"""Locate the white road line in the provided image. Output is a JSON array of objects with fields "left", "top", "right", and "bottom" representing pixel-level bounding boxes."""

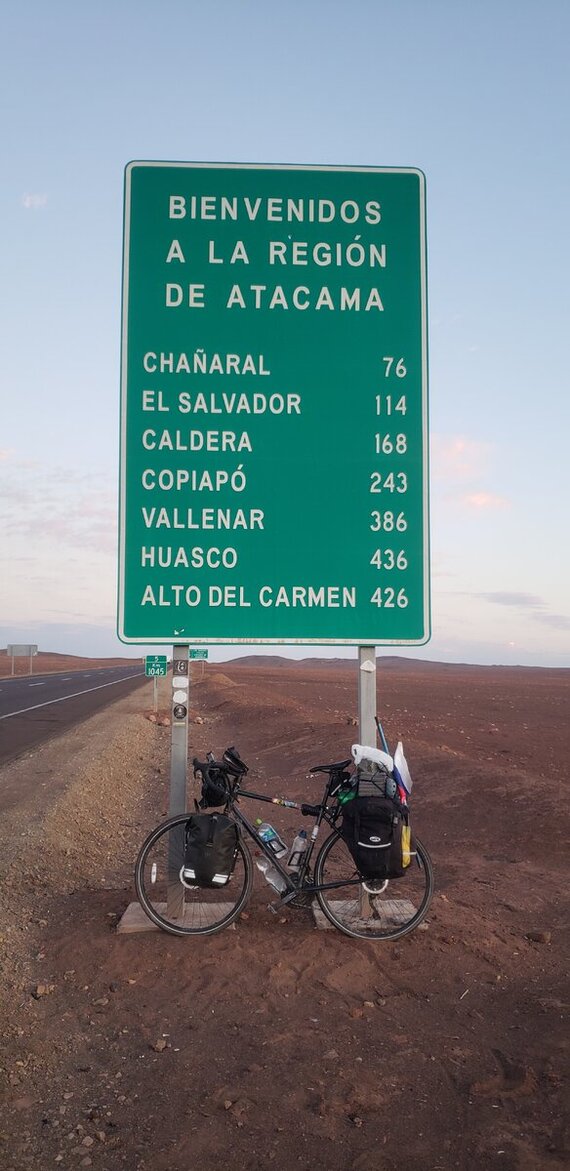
[
  {"left": 29, "top": 682, "right": 46, "bottom": 687},
  {"left": 0, "top": 673, "right": 145, "bottom": 720}
]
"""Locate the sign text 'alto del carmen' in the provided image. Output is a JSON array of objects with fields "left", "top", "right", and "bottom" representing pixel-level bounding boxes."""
[{"left": 118, "top": 162, "right": 430, "bottom": 645}]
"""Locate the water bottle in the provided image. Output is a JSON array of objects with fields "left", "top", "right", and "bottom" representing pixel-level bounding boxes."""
[
  {"left": 255, "top": 819, "right": 287, "bottom": 859},
  {"left": 255, "top": 856, "right": 287, "bottom": 894},
  {"left": 288, "top": 829, "right": 308, "bottom": 872}
]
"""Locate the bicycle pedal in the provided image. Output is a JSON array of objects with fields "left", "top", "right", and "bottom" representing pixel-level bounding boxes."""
[{"left": 267, "top": 903, "right": 278, "bottom": 915}]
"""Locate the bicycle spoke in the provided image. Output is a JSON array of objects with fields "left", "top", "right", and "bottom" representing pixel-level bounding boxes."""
[
  {"left": 315, "top": 831, "right": 433, "bottom": 940},
  {"left": 135, "top": 816, "right": 253, "bottom": 936}
]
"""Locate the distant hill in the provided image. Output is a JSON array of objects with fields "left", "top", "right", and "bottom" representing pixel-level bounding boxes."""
[
  {"left": 222, "top": 654, "right": 567, "bottom": 674},
  {"left": 0, "top": 650, "right": 138, "bottom": 678},
  {"left": 223, "top": 654, "right": 295, "bottom": 668},
  {"left": 222, "top": 654, "right": 448, "bottom": 670},
  {"left": 1, "top": 649, "right": 135, "bottom": 661}
]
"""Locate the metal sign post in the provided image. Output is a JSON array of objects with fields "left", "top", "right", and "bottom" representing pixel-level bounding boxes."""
[
  {"left": 144, "top": 653, "right": 167, "bottom": 676},
  {"left": 190, "top": 648, "right": 208, "bottom": 681},
  {"left": 168, "top": 644, "right": 189, "bottom": 920},
  {"left": 358, "top": 644, "right": 377, "bottom": 919},
  {"left": 170, "top": 645, "right": 190, "bottom": 812},
  {"left": 358, "top": 646, "right": 377, "bottom": 747},
  {"left": 7, "top": 644, "right": 38, "bottom": 677},
  {"left": 145, "top": 654, "right": 168, "bottom": 715}
]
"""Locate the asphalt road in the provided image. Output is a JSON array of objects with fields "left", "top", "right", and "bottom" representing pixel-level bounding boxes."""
[{"left": 0, "top": 665, "right": 148, "bottom": 767}]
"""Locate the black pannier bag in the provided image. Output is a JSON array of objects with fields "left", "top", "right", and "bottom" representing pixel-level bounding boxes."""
[
  {"left": 341, "top": 790, "right": 413, "bottom": 882},
  {"left": 183, "top": 813, "right": 239, "bottom": 887}
]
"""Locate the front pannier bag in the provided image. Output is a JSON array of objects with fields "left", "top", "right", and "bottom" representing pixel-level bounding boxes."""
[{"left": 183, "top": 813, "right": 239, "bottom": 887}]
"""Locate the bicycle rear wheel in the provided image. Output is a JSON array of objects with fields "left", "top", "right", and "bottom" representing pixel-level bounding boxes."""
[
  {"left": 314, "top": 830, "right": 434, "bottom": 941},
  {"left": 135, "top": 814, "right": 253, "bottom": 937}
]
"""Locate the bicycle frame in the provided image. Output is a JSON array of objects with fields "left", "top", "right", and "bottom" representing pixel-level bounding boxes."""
[
  {"left": 136, "top": 751, "right": 434, "bottom": 940},
  {"left": 225, "top": 774, "right": 362, "bottom": 903}
]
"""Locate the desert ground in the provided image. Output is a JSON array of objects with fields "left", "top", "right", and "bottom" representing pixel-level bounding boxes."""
[{"left": 0, "top": 657, "right": 568, "bottom": 1171}]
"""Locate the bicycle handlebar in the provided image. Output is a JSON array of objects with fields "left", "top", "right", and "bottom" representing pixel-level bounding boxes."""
[
  {"left": 192, "top": 748, "right": 248, "bottom": 779},
  {"left": 193, "top": 749, "right": 350, "bottom": 792}
]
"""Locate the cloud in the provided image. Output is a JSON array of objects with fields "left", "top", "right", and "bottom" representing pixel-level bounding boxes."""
[
  {"left": 431, "top": 434, "right": 512, "bottom": 512},
  {"left": 0, "top": 459, "right": 117, "bottom": 554},
  {"left": 461, "top": 492, "right": 510, "bottom": 510},
  {"left": 532, "top": 612, "right": 570, "bottom": 632},
  {"left": 430, "top": 313, "right": 463, "bottom": 329},
  {"left": 431, "top": 435, "right": 491, "bottom": 482},
  {"left": 479, "top": 592, "right": 545, "bottom": 609},
  {"left": 22, "top": 193, "right": 48, "bottom": 210},
  {"left": 476, "top": 592, "right": 570, "bottom": 633},
  {"left": 2, "top": 501, "right": 117, "bottom": 554}
]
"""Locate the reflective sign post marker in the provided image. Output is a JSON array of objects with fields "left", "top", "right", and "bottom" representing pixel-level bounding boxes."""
[
  {"left": 358, "top": 646, "right": 377, "bottom": 749},
  {"left": 168, "top": 644, "right": 189, "bottom": 920}
]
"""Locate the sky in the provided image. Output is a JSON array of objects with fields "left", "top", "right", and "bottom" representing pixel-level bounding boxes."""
[{"left": 1, "top": 0, "right": 569, "bottom": 668}]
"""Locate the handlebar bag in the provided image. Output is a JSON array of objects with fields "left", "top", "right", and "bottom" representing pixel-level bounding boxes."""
[
  {"left": 198, "top": 767, "right": 230, "bottom": 809},
  {"left": 183, "top": 813, "right": 239, "bottom": 887},
  {"left": 340, "top": 794, "right": 413, "bottom": 881}
]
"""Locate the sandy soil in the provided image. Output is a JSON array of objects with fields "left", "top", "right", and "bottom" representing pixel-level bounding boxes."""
[{"left": 0, "top": 660, "right": 568, "bottom": 1171}]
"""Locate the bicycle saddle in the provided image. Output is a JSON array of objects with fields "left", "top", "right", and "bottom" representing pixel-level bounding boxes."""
[{"left": 309, "top": 758, "right": 352, "bottom": 774}]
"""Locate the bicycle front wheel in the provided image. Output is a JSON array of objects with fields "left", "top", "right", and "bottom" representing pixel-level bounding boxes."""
[
  {"left": 134, "top": 814, "right": 253, "bottom": 937},
  {"left": 314, "top": 831, "right": 434, "bottom": 941}
]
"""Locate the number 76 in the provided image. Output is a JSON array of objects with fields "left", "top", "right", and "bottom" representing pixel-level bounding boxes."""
[{"left": 382, "top": 357, "right": 407, "bottom": 378}]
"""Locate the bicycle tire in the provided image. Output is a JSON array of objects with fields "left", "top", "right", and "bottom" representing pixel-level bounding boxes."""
[
  {"left": 314, "top": 830, "right": 434, "bottom": 941},
  {"left": 134, "top": 813, "right": 254, "bottom": 937}
]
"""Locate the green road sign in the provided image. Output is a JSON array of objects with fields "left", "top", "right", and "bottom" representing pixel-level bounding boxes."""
[
  {"left": 145, "top": 654, "right": 168, "bottom": 676},
  {"left": 189, "top": 649, "right": 208, "bottom": 660},
  {"left": 119, "top": 162, "right": 429, "bottom": 645}
]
